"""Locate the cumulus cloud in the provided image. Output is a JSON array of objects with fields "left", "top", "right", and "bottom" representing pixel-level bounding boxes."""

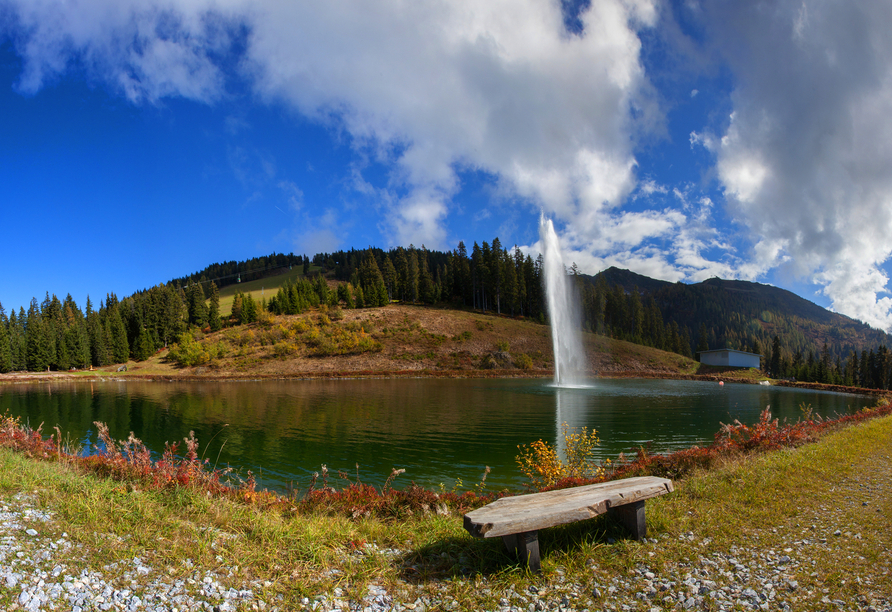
[
  {"left": 0, "top": 0, "right": 660, "bottom": 251},
  {"left": 698, "top": 0, "right": 892, "bottom": 329}
]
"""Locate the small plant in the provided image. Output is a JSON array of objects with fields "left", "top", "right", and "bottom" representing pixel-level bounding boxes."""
[
  {"left": 514, "top": 353, "right": 533, "bottom": 370},
  {"left": 166, "top": 331, "right": 226, "bottom": 367},
  {"left": 256, "top": 310, "right": 276, "bottom": 329},
  {"left": 495, "top": 340, "right": 510, "bottom": 352},
  {"left": 516, "top": 422, "right": 605, "bottom": 489},
  {"left": 475, "top": 466, "right": 491, "bottom": 493},
  {"left": 273, "top": 342, "right": 298, "bottom": 357}
]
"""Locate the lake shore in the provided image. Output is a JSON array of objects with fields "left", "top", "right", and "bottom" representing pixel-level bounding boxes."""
[
  {"left": 2, "top": 402, "right": 892, "bottom": 611},
  {"left": 1, "top": 366, "right": 886, "bottom": 402}
]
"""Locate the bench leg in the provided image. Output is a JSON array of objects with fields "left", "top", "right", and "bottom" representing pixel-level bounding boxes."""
[
  {"left": 502, "top": 531, "right": 541, "bottom": 573},
  {"left": 610, "top": 500, "right": 647, "bottom": 540}
]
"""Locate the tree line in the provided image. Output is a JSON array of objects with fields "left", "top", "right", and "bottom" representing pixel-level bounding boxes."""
[
  {"left": 313, "top": 240, "right": 547, "bottom": 320},
  {"left": 6, "top": 240, "right": 892, "bottom": 391}
]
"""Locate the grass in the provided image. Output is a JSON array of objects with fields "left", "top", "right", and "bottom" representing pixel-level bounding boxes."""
[
  {"left": 215, "top": 264, "right": 323, "bottom": 316},
  {"left": 3, "top": 402, "right": 892, "bottom": 609}
]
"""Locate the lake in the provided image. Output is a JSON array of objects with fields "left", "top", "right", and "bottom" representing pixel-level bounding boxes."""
[{"left": 0, "top": 378, "right": 873, "bottom": 493}]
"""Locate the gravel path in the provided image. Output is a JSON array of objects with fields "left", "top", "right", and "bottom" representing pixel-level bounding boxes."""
[{"left": 3, "top": 452, "right": 891, "bottom": 611}]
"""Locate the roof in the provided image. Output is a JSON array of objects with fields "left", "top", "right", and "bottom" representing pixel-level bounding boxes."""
[{"left": 697, "top": 349, "right": 763, "bottom": 357}]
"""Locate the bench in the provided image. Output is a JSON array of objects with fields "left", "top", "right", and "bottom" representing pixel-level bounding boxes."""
[{"left": 463, "top": 476, "right": 674, "bottom": 573}]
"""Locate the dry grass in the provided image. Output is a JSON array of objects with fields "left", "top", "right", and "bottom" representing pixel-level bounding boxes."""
[{"left": 0, "top": 304, "right": 704, "bottom": 382}]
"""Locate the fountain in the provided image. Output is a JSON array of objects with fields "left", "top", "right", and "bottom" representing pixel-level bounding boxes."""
[{"left": 539, "top": 213, "right": 588, "bottom": 387}]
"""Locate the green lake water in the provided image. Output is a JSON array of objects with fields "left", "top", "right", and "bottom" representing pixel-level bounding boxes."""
[{"left": 0, "top": 378, "right": 873, "bottom": 493}]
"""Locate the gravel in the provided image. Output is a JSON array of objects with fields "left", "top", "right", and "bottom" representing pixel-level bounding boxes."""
[
  {"left": 1, "top": 493, "right": 265, "bottom": 612},
  {"left": 4, "top": 459, "right": 892, "bottom": 611}
]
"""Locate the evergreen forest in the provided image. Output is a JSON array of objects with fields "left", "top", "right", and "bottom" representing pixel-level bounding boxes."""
[{"left": 2, "top": 240, "right": 892, "bottom": 390}]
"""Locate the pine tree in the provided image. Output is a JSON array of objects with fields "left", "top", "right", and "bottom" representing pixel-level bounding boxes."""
[
  {"left": 419, "top": 250, "right": 435, "bottom": 304},
  {"left": 406, "top": 248, "right": 419, "bottom": 303},
  {"left": 86, "top": 297, "right": 106, "bottom": 366},
  {"left": 0, "top": 303, "right": 11, "bottom": 373},
  {"left": 382, "top": 255, "right": 397, "bottom": 300},
  {"left": 770, "top": 335, "right": 781, "bottom": 377},
  {"left": 696, "top": 323, "right": 709, "bottom": 356},
  {"left": 208, "top": 282, "right": 222, "bottom": 331},
  {"left": 187, "top": 283, "right": 208, "bottom": 328},
  {"left": 109, "top": 306, "right": 130, "bottom": 364},
  {"left": 133, "top": 326, "right": 156, "bottom": 361},
  {"left": 231, "top": 292, "right": 244, "bottom": 324},
  {"left": 26, "top": 298, "right": 51, "bottom": 371}
]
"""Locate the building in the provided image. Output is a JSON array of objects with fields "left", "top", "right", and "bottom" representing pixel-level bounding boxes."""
[{"left": 697, "top": 348, "right": 761, "bottom": 369}]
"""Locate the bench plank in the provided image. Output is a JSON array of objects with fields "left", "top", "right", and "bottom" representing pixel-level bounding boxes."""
[{"left": 464, "top": 476, "right": 674, "bottom": 539}]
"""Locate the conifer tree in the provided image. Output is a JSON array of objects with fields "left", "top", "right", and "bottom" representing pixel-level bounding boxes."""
[
  {"left": 187, "top": 283, "right": 208, "bottom": 328},
  {"left": 10, "top": 309, "right": 26, "bottom": 370},
  {"left": 0, "top": 303, "right": 12, "bottom": 373},
  {"left": 382, "top": 255, "right": 397, "bottom": 300},
  {"left": 133, "top": 326, "right": 156, "bottom": 361},
  {"left": 696, "top": 323, "right": 710, "bottom": 356},
  {"left": 231, "top": 292, "right": 244, "bottom": 324},
  {"left": 108, "top": 306, "right": 130, "bottom": 364},
  {"left": 406, "top": 248, "right": 420, "bottom": 303},
  {"left": 86, "top": 297, "right": 106, "bottom": 366},
  {"left": 242, "top": 293, "right": 258, "bottom": 323},
  {"left": 419, "top": 250, "right": 435, "bottom": 304},
  {"left": 208, "top": 282, "right": 222, "bottom": 331},
  {"left": 26, "top": 298, "right": 51, "bottom": 371}
]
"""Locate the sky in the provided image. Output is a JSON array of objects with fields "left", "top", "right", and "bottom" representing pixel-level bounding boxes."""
[{"left": 2, "top": 1, "right": 892, "bottom": 331}]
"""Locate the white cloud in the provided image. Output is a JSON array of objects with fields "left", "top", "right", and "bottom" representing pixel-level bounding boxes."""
[
  {"left": 701, "top": 0, "right": 892, "bottom": 329},
  {"left": 277, "top": 180, "right": 303, "bottom": 211},
  {"left": 1, "top": 0, "right": 658, "bottom": 250}
]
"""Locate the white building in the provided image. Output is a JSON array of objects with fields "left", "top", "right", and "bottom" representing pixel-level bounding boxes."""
[{"left": 698, "top": 349, "right": 761, "bottom": 369}]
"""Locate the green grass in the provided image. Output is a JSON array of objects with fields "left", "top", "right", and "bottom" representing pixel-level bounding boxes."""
[
  {"left": 3, "top": 413, "right": 892, "bottom": 609},
  {"left": 215, "top": 265, "right": 323, "bottom": 316}
]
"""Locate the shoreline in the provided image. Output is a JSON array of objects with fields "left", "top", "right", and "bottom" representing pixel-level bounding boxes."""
[{"left": 1, "top": 368, "right": 887, "bottom": 400}]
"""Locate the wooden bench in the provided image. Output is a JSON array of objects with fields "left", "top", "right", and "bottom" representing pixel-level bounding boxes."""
[{"left": 463, "top": 476, "right": 674, "bottom": 573}]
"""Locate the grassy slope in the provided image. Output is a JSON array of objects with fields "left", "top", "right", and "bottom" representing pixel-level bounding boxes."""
[
  {"left": 93, "top": 303, "right": 707, "bottom": 379},
  {"left": 2, "top": 411, "right": 890, "bottom": 610},
  {"left": 215, "top": 264, "right": 323, "bottom": 316}
]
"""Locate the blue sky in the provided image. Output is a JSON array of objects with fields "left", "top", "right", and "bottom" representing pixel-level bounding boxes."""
[{"left": 2, "top": 0, "right": 892, "bottom": 330}]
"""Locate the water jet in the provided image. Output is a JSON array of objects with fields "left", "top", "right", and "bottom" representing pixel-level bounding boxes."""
[{"left": 539, "top": 213, "right": 587, "bottom": 387}]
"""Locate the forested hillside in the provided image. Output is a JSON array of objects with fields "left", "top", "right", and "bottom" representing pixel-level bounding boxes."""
[
  {"left": 578, "top": 267, "right": 892, "bottom": 386},
  {"left": 4, "top": 240, "right": 892, "bottom": 389}
]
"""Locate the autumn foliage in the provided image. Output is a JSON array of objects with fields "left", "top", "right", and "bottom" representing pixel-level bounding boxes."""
[{"left": 2, "top": 395, "right": 891, "bottom": 519}]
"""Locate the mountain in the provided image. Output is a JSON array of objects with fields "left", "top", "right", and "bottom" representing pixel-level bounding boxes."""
[{"left": 579, "top": 267, "right": 892, "bottom": 383}]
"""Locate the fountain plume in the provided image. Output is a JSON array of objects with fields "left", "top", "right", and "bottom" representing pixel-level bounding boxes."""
[{"left": 539, "top": 213, "right": 587, "bottom": 386}]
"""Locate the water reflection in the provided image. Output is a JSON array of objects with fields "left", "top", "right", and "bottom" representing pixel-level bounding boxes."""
[
  {"left": 0, "top": 379, "right": 873, "bottom": 493},
  {"left": 554, "top": 386, "right": 593, "bottom": 460}
]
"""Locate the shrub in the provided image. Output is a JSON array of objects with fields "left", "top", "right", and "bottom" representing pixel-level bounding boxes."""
[
  {"left": 273, "top": 342, "right": 299, "bottom": 358},
  {"left": 166, "top": 332, "right": 226, "bottom": 367},
  {"left": 514, "top": 353, "right": 533, "bottom": 369},
  {"left": 256, "top": 310, "right": 276, "bottom": 329},
  {"left": 496, "top": 340, "right": 510, "bottom": 352},
  {"left": 516, "top": 423, "right": 605, "bottom": 488},
  {"left": 291, "top": 318, "right": 312, "bottom": 334}
]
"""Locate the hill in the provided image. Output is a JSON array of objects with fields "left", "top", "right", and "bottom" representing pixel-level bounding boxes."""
[
  {"left": 77, "top": 304, "right": 703, "bottom": 380},
  {"left": 580, "top": 267, "right": 892, "bottom": 384}
]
